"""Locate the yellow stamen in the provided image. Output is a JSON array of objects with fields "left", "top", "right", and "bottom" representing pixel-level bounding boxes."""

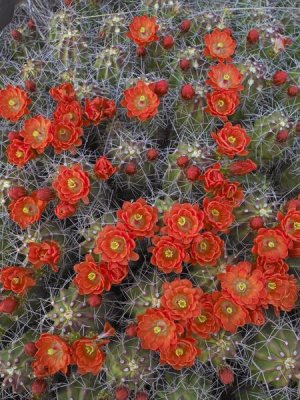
[
  {"left": 211, "top": 209, "right": 220, "bottom": 217},
  {"left": 175, "top": 348, "right": 184, "bottom": 356},
  {"left": 67, "top": 178, "right": 77, "bottom": 189},
  {"left": 177, "top": 299, "right": 187, "bottom": 309},
  {"left": 88, "top": 272, "right": 96, "bottom": 281},
  {"left": 237, "top": 282, "right": 247, "bottom": 292},
  {"left": 15, "top": 151, "right": 23, "bottom": 158},
  {"left": 223, "top": 74, "right": 230, "bottom": 81},
  {"left": 217, "top": 100, "right": 225, "bottom": 107},
  {"left": 200, "top": 241, "right": 207, "bottom": 251},
  {"left": 110, "top": 240, "right": 119, "bottom": 250},
  {"left": 228, "top": 135, "right": 236, "bottom": 144},
  {"left": 217, "top": 42, "right": 224, "bottom": 48},
  {"left": 293, "top": 222, "right": 300, "bottom": 230},
  {"left": 226, "top": 306, "right": 233, "bottom": 314},
  {"left": 134, "top": 213, "right": 143, "bottom": 221},
  {"left": 22, "top": 207, "right": 30, "bottom": 214},
  {"left": 139, "top": 95, "right": 146, "bottom": 102},
  {"left": 164, "top": 249, "right": 173, "bottom": 258},
  {"left": 153, "top": 326, "right": 161, "bottom": 334},
  {"left": 198, "top": 314, "right": 207, "bottom": 323},
  {"left": 140, "top": 27, "right": 146, "bottom": 33},
  {"left": 12, "top": 277, "right": 19, "bottom": 284},
  {"left": 85, "top": 345, "right": 95, "bottom": 355},
  {"left": 268, "top": 282, "right": 276, "bottom": 290},
  {"left": 177, "top": 216, "right": 186, "bottom": 226},
  {"left": 47, "top": 348, "right": 55, "bottom": 356},
  {"left": 32, "top": 130, "right": 39, "bottom": 138},
  {"left": 268, "top": 241, "right": 275, "bottom": 248},
  {"left": 8, "top": 99, "right": 15, "bottom": 106}
]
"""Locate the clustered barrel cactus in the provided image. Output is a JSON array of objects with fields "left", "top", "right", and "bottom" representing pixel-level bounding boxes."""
[{"left": 0, "top": 0, "right": 299, "bottom": 399}]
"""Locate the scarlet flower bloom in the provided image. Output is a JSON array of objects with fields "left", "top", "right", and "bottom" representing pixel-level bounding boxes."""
[
  {"left": 121, "top": 81, "right": 160, "bottom": 121},
  {"left": 53, "top": 101, "right": 82, "bottom": 127},
  {"left": 0, "top": 267, "right": 35, "bottom": 295},
  {"left": 50, "top": 121, "right": 83, "bottom": 154},
  {"left": 206, "top": 90, "right": 240, "bottom": 121},
  {"left": 203, "top": 197, "right": 234, "bottom": 232},
  {"left": 49, "top": 83, "right": 77, "bottom": 103},
  {"left": 32, "top": 334, "right": 71, "bottom": 377},
  {"left": 279, "top": 210, "right": 300, "bottom": 242},
  {"left": 100, "top": 262, "right": 129, "bottom": 288},
  {"left": 127, "top": 16, "right": 159, "bottom": 47},
  {"left": 150, "top": 236, "right": 187, "bottom": 274},
  {"left": 211, "top": 122, "right": 251, "bottom": 158},
  {"left": 228, "top": 159, "right": 257, "bottom": 175},
  {"left": 117, "top": 198, "right": 158, "bottom": 238},
  {"left": 189, "top": 294, "right": 220, "bottom": 339},
  {"left": 206, "top": 63, "right": 243, "bottom": 91},
  {"left": 159, "top": 337, "right": 198, "bottom": 370},
  {"left": 218, "top": 262, "right": 265, "bottom": 308},
  {"left": 94, "top": 225, "right": 139, "bottom": 265},
  {"left": 161, "top": 203, "right": 204, "bottom": 245},
  {"left": 28, "top": 241, "right": 60, "bottom": 272},
  {"left": 73, "top": 255, "right": 106, "bottom": 295},
  {"left": 20, "top": 116, "right": 52, "bottom": 154},
  {"left": 160, "top": 279, "right": 203, "bottom": 320},
  {"left": 204, "top": 28, "right": 236, "bottom": 61},
  {"left": 94, "top": 156, "right": 117, "bottom": 180},
  {"left": 71, "top": 338, "right": 105, "bottom": 375},
  {"left": 9, "top": 196, "right": 42, "bottom": 229},
  {"left": 190, "top": 231, "right": 224, "bottom": 266},
  {"left": 0, "top": 85, "right": 31, "bottom": 122},
  {"left": 262, "top": 272, "right": 298, "bottom": 313},
  {"left": 52, "top": 164, "right": 90, "bottom": 205},
  {"left": 83, "top": 97, "right": 116, "bottom": 126},
  {"left": 6, "top": 138, "right": 35, "bottom": 167},
  {"left": 214, "top": 181, "right": 244, "bottom": 207},
  {"left": 213, "top": 292, "right": 248, "bottom": 333},
  {"left": 137, "top": 308, "right": 178, "bottom": 351},
  {"left": 252, "top": 228, "right": 291, "bottom": 262},
  {"left": 202, "top": 163, "right": 225, "bottom": 192},
  {"left": 54, "top": 201, "right": 77, "bottom": 220},
  {"left": 255, "top": 258, "right": 289, "bottom": 274}
]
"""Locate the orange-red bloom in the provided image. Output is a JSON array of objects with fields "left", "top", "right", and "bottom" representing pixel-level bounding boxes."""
[
  {"left": 32, "top": 334, "right": 71, "bottom": 377},
  {"left": 206, "top": 63, "right": 243, "bottom": 91},
  {"left": 150, "top": 236, "right": 187, "bottom": 274},
  {"left": 160, "top": 279, "right": 203, "bottom": 320},
  {"left": 189, "top": 294, "right": 220, "bottom": 339},
  {"left": 6, "top": 138, "right": 35, "bottom": 167},
  {"left": 121, "top": 81, "right": 160, "bottom": 121},
  {"left": 9, "top": 195, "right": 42, "bottom": 229},
  {"left": 211, "top": 122, "right": 251, "bottom": 158},
  {"left": 28, "top": 241, "right": 60, "bottom": 272},
  {"left": 20, "top": 116, "right": 52, "bottom": 154},
  {"left": 214, "top": 181, "right": 244, "bottom": 207},
  {"left": 229, "top": 159, "right": 257, "bottom": 175},
  {"left": 137, "top": 308, "right": 178, "bottom": 351},
  {"left": 49, "top": 83, "right": 77, "bottom": 103},
  {"left": 159, "top": 337, "right": 198, "bottom": 370},
  {"left": 94, "top": 156, "right": 117, "bottom": 180},
  {"left": 202, "top": 163, "right": 225, "bottom": 192},
  {"left": 203, "top": 197, "right": 234, "bottom": 232},
  {"left": 94, "top": 225, "right": 138, "bottom": 265},
  {"left": 117, "top": 198, "right": 158, "bottom": 238},
  {"left": 50, "top": 121, "right": 83, "bottom": 154},
  {"left": 73, "top": 255, "right": 106, "bottom": 295},
  {"left": 204, "top": 28, "right": 236, "bottom": 61},
  {"left": 71, "top": 338, "right": 105, "bottom": 375},
  {"left": 0, "top": 266, "right": 36, "bottom": 294},
  {"left": 53, "top": 101, "right": 82, "bottom": 127},
  {"left": 279, "top": 210, "right": 300, "bottom": 243},
  {"left": 54, "top": 202, "right": 77, "bottom": 220},
  {"left": 252, "top": 228, "right": 291, "bottom": 261},
  {"left": 0, "top": 85, "right": 31, "bottom": 122},
  {"left": 190, "top": 232, "right": 224, "bottom": 266},
  {"left": 52, "top": 164, "right": 90, "bottom": 205},
  {"left": 84, "top": 97, "right": 116, "bottom": 126},
  {"left": 127, "top": 16, "right": 159, "bottom": 47},
  {"left": 206, "top": 90, "right": 240, "bottom": 121},
  {"left": 213, "top": 292, "right": 248, "bottom": 333}
]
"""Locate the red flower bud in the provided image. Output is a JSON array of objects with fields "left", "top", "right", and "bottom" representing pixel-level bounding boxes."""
[
  {"left": 8, "top": 131, "right": 21, "bottom": 141},
  {"left": 64, "top": 0, "right": 72, "bottom": 5},
  {"left": 179, "top": 59, "right": 190, "bottom": 71},
  {"left": 146, "top": 148, "right": 159, "bottom": 161},
  {"left": 249, "top": 216, "right": 264, "bottom": 230},
  {"left": 296, "top": 121, "right": 300, "bottom": 135},
  {"left": 35, "top": 188, "right": 55, "bottom": 201},
  {"left": 276, "top": 130, "right": 289, "bottom": 143},
  {"left": 27, "top": 19, "right": 36, "bottom": 30},
  {"left": 162, "top": 35, "right": 174, "bottom": 49},
  {"left": 8, "top": 186, "right": 27, "bottom": 201},
  {"left": 152, "top": 80, "right": 169, "bottom": 97},
  {"left": 24, "top": 342, "right": 38, "bottom": 357},
  {"left": 88, "top": 294, "right": 102, "bottom": 307},
  {"left": 272, "top": 71, "right": 288, "bottom": 86},
  {"left": 0, "top": 296, "right": 19, "bottom": 314},
  {"left": 218, "top": 367, "right": 234, "bottom": 385},
  {"left": 185, "top": 165, "right": 200, "bottom": 181},
  {"left": 11, "top": 30, "right": 22, "bottom": 41},
  {"left": 136, "top": 46, "right": 146, "bottom": 57},
  {"left": 32, "top": 379, "right": 47, "bottom": 395},
  {"left": 114, "top": 386, "right": 130, "bottom": 400},
  {"left": 247, "top": 29, "right": 259, "bottom": 44},
  {"left": 135, "top": 392, "right": 149, "bottom": 400},
  {"left": 124, "top": 162, "right": 137, "bottom": 175},
  {"left": 181, "top": 84, "right": 195, "bottom": 100},
  {"left": 125, "top": 324, "right": 138, "bottom": 337},
  {"left": 25, "top": 80, "right": 36, "bottom": 92},
  {"left": 229, "top": 159, "right": 257, "bottom": 175},
  {"left": 179, "top": 19, "right": 191, "bottom": 33},
  {"left": 176, "top": 155, "right": 190, "bottom": 168},
  {"left": 287, "top": 85, "right": 299, "bottom": 97}
]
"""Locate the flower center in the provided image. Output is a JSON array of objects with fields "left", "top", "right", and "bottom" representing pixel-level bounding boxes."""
[
  {"left": 293, "top": 222, "right": 300, "bottom": 230},
  {"left": 134, "top": 213, "right": 143, "bottom": 221},
  {"left": 223, "top": 74, "right": 230, "bottom": 81},
  {"left": 153, "top": 326, "right": 161, "bottom": 334},
  {"left": 12, "top": 277, "right": 19, "bottom": 284},
  {"left": 140, "top": 26, "right": 146, "bottom": 33},
  {"left": 268, "top": 281, "right": 276, "bottom": 290},
  {"left": 199, "top": 241, "right": 207, "bottom": 251},
  {"left": 67, "top": 178, "right": 77, "bottom": 189},
  {"left": 85, "top": 344, "right": 95, "bottom": 355},
  {"left": 139, "top": 95, "right": 146, "bottom": 103},
  {"left": 237, "top": 282, "right": 247, "bottom": 292},
  {"left": 32, "top": 130, "right": 40, "bottom": 138},
  {"left": 198, "top": 314, "right": 207, "bottom": 323},
  {"left": 217, "top": 100, "right": 225, "bottom": 107},
  {"left": 211, "top": 208, "right": 220, "bottom": 217},
  {"left": 47, "top": 348, "right": 55, "bottom": 356},
  {"left": 228, "top": 135, "right": 236, "bottom": 144},
  {"left": 267, "top": 240, "right": 275, "bottom": 248},
  {"left": 177, "top": 216, "right": 186, "bottom": 226},
  {"left": 226, "top": 306, "right": 233, "bottom": 314},
  {"left": 164, "top": 249, "right": 173, "bottom": 258},
  {"left": 177, "top": 299, "right": 187, "bottom": 309},
  {"left": 22, "top": 207, "right": 30, "bottom": 214},
  {"left": 217, "top": 42, "right": 224, "bottom": 48},
  {"left": 15, "top": 151, "right": 23, "bottom": 158},
  {"left": 110, "top": 240, "right": 120, "bottom": 250},
  {"left": 8, "top": 99, "right": 16, "bottom": 106},
  {"left": 175, "top": 348, "right": 184, "bottom": 357},
  {"left": 88, "top": 272, "right": 96, "bottom": 281}
]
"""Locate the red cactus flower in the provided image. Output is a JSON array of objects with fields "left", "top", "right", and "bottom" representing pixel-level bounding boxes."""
[
  {"left": 190, "top": 231, "right": 224, "bottom": 266},
  {"left": 20, "top": 116, "right": 52, "bottom": 154},
  {"left": 204, "top": 28, "right": 236, "bottom": 61},
  {"left": 71, "top": 337, "right": 105, "bottom": 375},
  {"left": 150, "top": 236, "right": 188, "bottom": 274},
  {"left": 127, "top": 16, "right": 159, "bottom": 47},
  {"left": 206, "top": 63, "right": 243, "bottom": 91},
  {"left": 28, "top": 240, "right": 61, "bottom": 272},
  {"left": 49, "top": 82, "right": 77, "bottom": 103},
  {"left": 0, "top": 266, "right": 36, "bottom": 295},
  {"left": 206, "top": 90, "right": 240, "bottom": 121},
  {"left": 211, "top": 122, "right": 251, "bottom": 158},
  {"left": 159, "top": 337, "right": 198, "bottom": 370},
  {"left": 0, "top": 85, "right": 31, "bottom": 122},
  {"left": 94, "top": 156, "right": 117, "bottom": 180}
]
